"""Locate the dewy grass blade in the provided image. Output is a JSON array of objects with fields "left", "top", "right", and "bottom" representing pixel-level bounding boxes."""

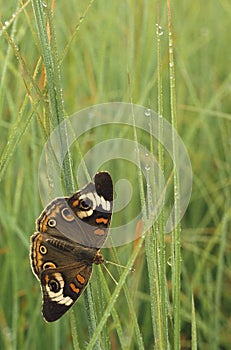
[
  {"left": 47, "top": 4, "right": 74, "bottom": 193},
  {"left": 97, "top": 267, "right": 126, "bottom": 349},
  {"left": 0, "top": 0, "right": 30, "bottom": 37},
  {"left": 31, "top": 0, "right": 74, "bottom": 194},
  {"left": 0, "top": 7, "right": 36, "bottom": 182},
  {"left": 191, "top": 294, "right": 198, "bottom": 350},
  {"left": 0, "top": 106, "right": 34, "bottom": 182},
  {"left": 144, "top": 5, "right": 170, "bottom": 349},
  {"left": 167, "top": 2, "right": 181, "bottom": 349},
  {"left": 213, "top": 209, "right": 229, "bottom": 349},
  {"left": 84, "top": 286, "right": 101, "bottom": 350},
  {"left": 70, "top": 310, "right": 81, "bottom": 350},
  {"left": 109, "top": 245, "right": 145, "bottom": 349},
  {"left": 86, "top": 238, "right": 145, "bottom": 350},
  {"left": 60, "top": 0, "right": 96, "bottom": 64}
]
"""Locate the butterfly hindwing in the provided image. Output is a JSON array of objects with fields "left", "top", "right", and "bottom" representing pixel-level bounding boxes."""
[
  {"left": 30, "top": 231, "right": 97, "bottom": 322},
  {"left": 40, "top": 264, "right": 92, "bottom": 322}
]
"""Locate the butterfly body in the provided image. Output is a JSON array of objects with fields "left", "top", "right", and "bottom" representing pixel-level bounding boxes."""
[{"left": 30, "top": 172, "right": 113, "bottom": 322}]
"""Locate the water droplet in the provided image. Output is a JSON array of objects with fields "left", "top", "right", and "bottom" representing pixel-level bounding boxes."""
[
  {"left": 135, "top": 146, "right": 140, "bottom": 153},
  {"left": 145, "top": 164, "right": 150, "bottom": 171},
  {"left": 4, "top": 20, "right": 9, "bottom": 26},
  {"left": 144, "top": 108, "right": 151, "bottom": 117},
  {"left": 41, "top": 1, "right": 47, "bottom": 7},
  {"left": 156, "top": 24, "right": 164, "bottom": 36},
  {"left": 167, "top": 256, "right": 173, "bottom": 267}
]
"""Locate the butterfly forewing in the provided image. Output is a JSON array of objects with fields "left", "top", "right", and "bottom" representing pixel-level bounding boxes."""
[{"left": 36, "top": 172, "right": 113, "bottom": 248}]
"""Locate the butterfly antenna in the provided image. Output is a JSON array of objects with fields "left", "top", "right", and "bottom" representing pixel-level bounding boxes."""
[
  {"left": 102, "top": 263, "right": 118, "bottom": 285},
  {"left": 105, "top": 260, "right": 135, "bottom": 273}
]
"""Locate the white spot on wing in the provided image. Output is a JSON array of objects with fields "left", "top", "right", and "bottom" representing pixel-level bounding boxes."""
[
  {"left": 58, "top": 296, "right": 73, "bottom": 306},
  {"left": 104, "top": 198, "right": 111, "bottom": 211},
  {"left": 53, "top": 294, "right": 64, "bottom": 302},
  {"left": 47, "top": 289, "right": 63, "bottom": 299},
  {"left": 77, "top": 209, "right": 93, "bottom": 219},
  {"left": 94, "top": 193, "right": 101, "bottom": 206},
  {"left": 100, "top": 196, "right": 107, "bottom": 210},
  {"left": 86, "top": 193, "right": 96, "bottom": 209},
  {"left": 100, "top": 196, "right": 111, "bottom": 211}
]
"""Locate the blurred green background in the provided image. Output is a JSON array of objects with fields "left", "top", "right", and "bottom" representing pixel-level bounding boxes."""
[{"left": 0, "top": 1, "right": 230, "bottom": 349}]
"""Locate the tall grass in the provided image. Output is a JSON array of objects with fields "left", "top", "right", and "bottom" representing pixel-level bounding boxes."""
[{"left": 0, "top": 1, "right": 230, "bottom": 349}]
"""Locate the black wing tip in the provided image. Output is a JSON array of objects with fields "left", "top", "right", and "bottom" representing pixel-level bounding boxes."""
[
  {"left": 42, "top": 297, "right": 72, "bottom": 322},
  {"left": 42, "top": 309, "right": 64, "bottom": 322},
  {"left": 94, "top": 171, "right": 113, "bottom": 202}
]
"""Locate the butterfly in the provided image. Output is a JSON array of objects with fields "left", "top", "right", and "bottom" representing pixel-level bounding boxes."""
[{"left": 30, "top": 171, "right": 113, "bottom": 322}]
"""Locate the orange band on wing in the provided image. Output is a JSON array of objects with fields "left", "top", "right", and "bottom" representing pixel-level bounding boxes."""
[
  {"left": 77, "top": 274, "right": 85, "bottom": 284},
  {"left": 72, "top": 199, "right": 79, "bottom": 207},
  {"left": 41, "top": 217, "right": 49, "bottom": 232},
  {"left": 94, "top": 229, "right": 105, "bottom": 235},
  {"left": 95, "top": 217, "right": 108, "bottom": 225},
  {"left": 70, "top": 283, "right": 80, "bottom": 294}
]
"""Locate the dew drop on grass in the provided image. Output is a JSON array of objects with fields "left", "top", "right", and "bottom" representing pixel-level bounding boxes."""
[
  {"left": 41, "top": 1, "right": 47, "bottom": 7},
  {"left": 135, "top": 146, "right": 140, "bottom": 154},
  {"left": 156, "top": 24, "right": 164, "bottom": 36},
  {"left": 144, "top": 108, "right": 151, "bottom": 117},
  {"left": 167, "top": 256, "right": 173, "bottom": 267},
  {"left": 145, "top": 164, "right": 150, "bottom": 171}
]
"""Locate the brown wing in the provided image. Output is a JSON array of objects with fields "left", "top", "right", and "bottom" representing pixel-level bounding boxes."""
[
  {"left": 30, "top": 232, "right": 97, "bottom": 279},
  {"left": 30, "top": 232, "right": 96, "bottom": 322},
  {"left": 41, "top": 263, "right": 92, "bottom": 322},
  {"left": 36, "top": 172, "right": 113, "bottom": 249},
  {"left": 30, "top": 172, "right": 113, "bottom": 322}
]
